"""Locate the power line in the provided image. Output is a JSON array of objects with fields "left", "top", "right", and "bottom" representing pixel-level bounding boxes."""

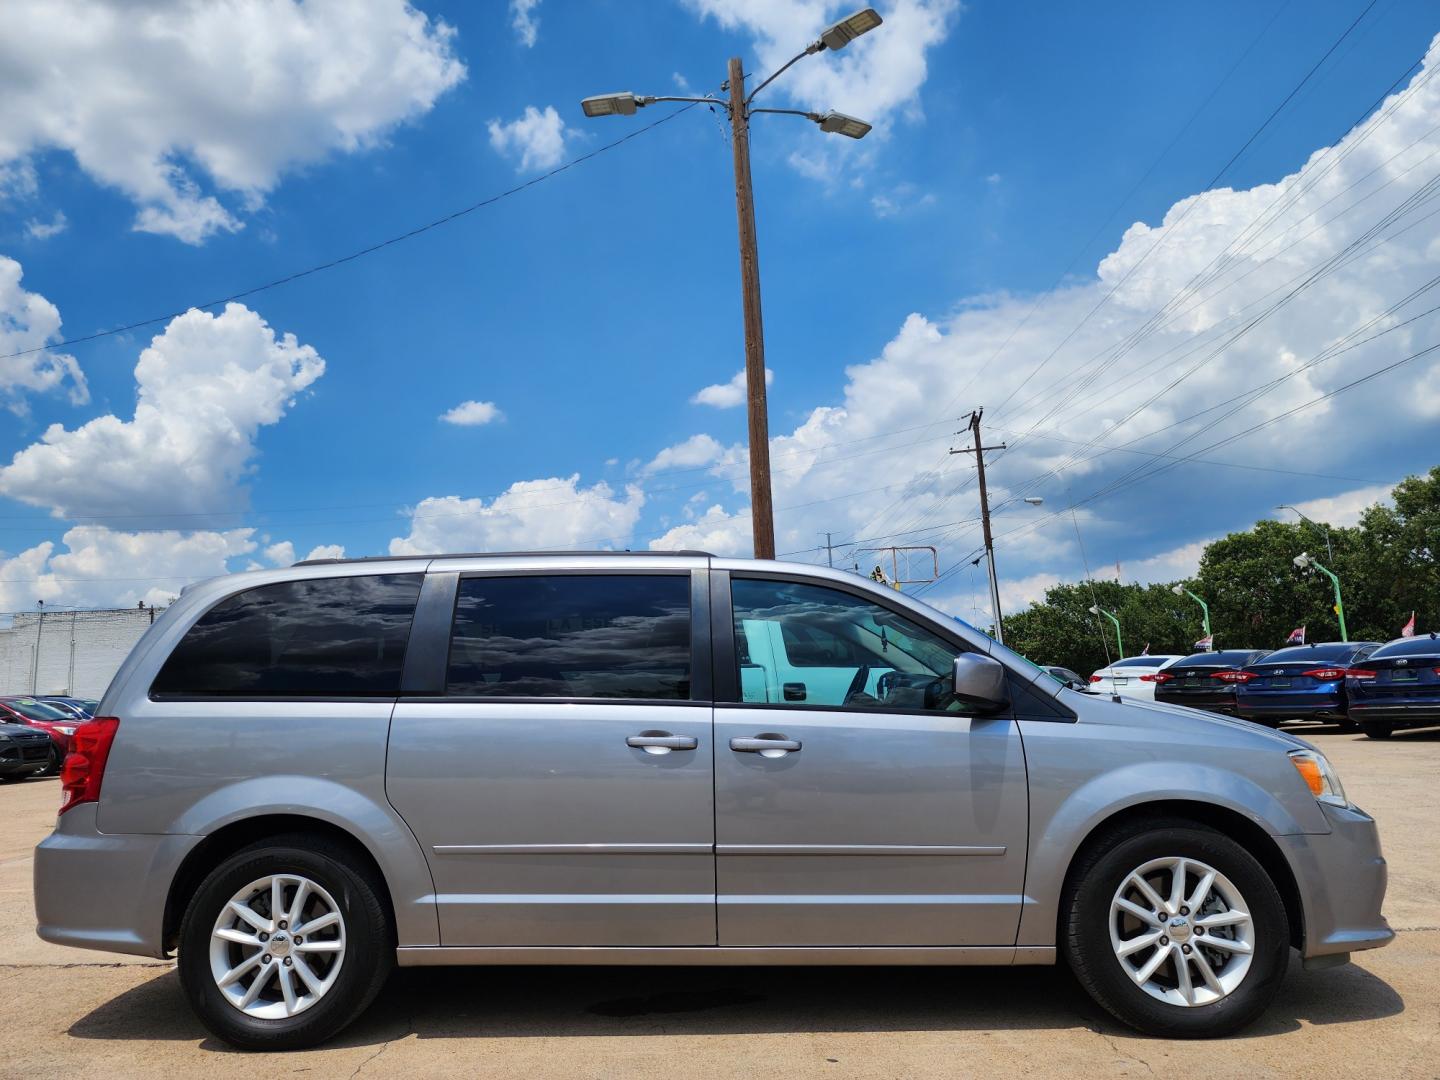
[{"left": 0, "top": 103, "right": 703, "bottom": 363}]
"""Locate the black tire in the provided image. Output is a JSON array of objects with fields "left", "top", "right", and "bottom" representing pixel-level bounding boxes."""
[
  {"left": 1063, "top": 818, "right": 1289, "bottom": 1038},
  {"left": 177, "top": 834, "right": 393, "bottom": 1051},
  {"left": 39, "top": 745, "right": 61, "bottom": 776},
  {"left": 1361, "top": 722, "right": 1394, "bottom": 740}
]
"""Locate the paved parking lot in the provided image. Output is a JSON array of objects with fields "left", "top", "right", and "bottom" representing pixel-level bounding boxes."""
[{"left": 0, "top": 725, "right": 1435, "bottom": 1079}]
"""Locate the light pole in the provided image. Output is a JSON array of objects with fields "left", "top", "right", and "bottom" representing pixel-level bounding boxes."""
[
  {"left": 1277, "top": 504, "right": 1333, "bottom": 562},
  {"left": 581, "top": 9, "right": 882, "bottom": 560},
  {"left": 1172, "top": 583, "right": 1211, "bottom": 645},
  {"left": 1089, "top": 604, "right": 1124, "bottom": 660},
  {"left": 1294, "top": 552, "right": 1347, "bottom": 642}
]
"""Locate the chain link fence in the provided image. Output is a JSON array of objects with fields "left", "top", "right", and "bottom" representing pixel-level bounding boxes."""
[{"left": 0, "top": 607, "right": 162, "bottom": 699}]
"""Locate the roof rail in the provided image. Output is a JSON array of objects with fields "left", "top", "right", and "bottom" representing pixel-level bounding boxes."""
[{"left": 294, "top": 549, "right": 715, "bottom": 567}]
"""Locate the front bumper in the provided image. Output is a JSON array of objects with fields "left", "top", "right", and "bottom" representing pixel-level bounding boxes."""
[
  {"left": 33, "top": 804, "right": 201, "bottom": 958},
  {"left": 1276, "top": 801, "right": 1393, "bottom": 959}
]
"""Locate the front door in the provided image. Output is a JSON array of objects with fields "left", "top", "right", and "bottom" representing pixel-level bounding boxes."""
[
  {"left": 713, "top": 573, "right": 1029, "bottom": 946},
  {"left": 387, "top": 569, "right": 715, "bottom": 946}
]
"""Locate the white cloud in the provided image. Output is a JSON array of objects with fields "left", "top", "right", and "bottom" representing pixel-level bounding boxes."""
[
  {"left": 510, "top": 0, "right": 541, "bottom": 46},
  {"left": 642, "top": 38, "right": 1440, "bottom": 612},
  {"left": 264, "top": 541, "right": 296, "bottom": 567},
  {"left": 870, "top": 182, "right": 935, "bottom": 218},
  {"left": 389, "top": 475, "right": 645, "bottom": 554},
  {"left": 650, "top": 504, "right": 753, "bottom": 555},
  {"left": 0, "top": 254, "right": 88, "bottom": 408},
  {"left": 682, "top": 0, "right": 959, "bottom": 179},
  {"left": 24, "top": 211, "right": 67, "bottom": 240},
  {"left": 440, "top": 399, "right": 503, "bottom": 426},
  {"left": 0, "top": 525, "right": 256, "bottom": 611},
  {"left": 1287, "top": 484, "right": 1393, "bottom": 529},
  {"left": 303, "top": 544, "right": 346, "bottom": 561},
  {"left": 488, "top": 106, "right": 570, "bottom": 172},
  {"left": 0, "top": 0, "right": 465, "bottom": 243},
  {"left": 643, "top": 434, "right": 725, "bottom": 475},
  {"left": 691, "top": 367, "right": 773, "bottom": 408},
  {"left": 0, "top": 302, "right": 324, "bottom": 521}
]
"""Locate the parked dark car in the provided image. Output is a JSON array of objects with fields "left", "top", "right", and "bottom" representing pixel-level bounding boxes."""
[
  {"left": 1153, "top": 649, "right": 1272, "bottom": 715},
  {"left": 0, "top": 696, "right": 85, "bottom": 774},
  {"left": 39, "top": 697, "right": 98, "bottom": 720},
  {"left": 1232, "top": 642, "right": 1381, "bottom": 728},
  {"left": 0, "top": 720, "right": 55, "bottom": 782},
  {"left": 1345, "top": 633, "right": 1440, "bottom": 739}
]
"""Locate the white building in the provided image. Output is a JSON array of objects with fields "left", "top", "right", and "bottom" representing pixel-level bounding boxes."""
[{"left": 0, "top": 607, "right": 162, "bottom": 699}]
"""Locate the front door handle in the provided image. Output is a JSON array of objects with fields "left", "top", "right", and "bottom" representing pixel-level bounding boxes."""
[
  {"left": 627, "top": 731, "right": 698, "bottom": 755},
  {"left": 730, "top": 734, "right": 802, "bottom": 756}
]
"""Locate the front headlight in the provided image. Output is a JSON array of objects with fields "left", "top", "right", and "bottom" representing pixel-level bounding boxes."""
[
  {"left": 55, "top": 725, "right": 76, "bottom": 736},
  {"left": 1289, "top": 749, "right": 1348, "bottom": 807}
]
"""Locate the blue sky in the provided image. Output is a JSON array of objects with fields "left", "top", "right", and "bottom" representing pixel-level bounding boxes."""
[{"left": 1, "top": 0, "right": 1439, "bottom": 621}]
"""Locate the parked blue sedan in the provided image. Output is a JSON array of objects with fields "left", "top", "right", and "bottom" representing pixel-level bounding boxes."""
[
  {"left": 1345, "top": 633, "right": 1440, "bottom": 739},
  {"left": 1233, "top": 640, "right": 1381, "bottom": 728}
]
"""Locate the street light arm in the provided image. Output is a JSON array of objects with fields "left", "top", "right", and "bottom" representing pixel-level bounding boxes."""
[
  {"left": 745, "top": 45, "right": 823, "bottom": 104},
  {"left": 641, "top": 95, "right": 728, "bottom": 106},
  {"left": 748, "top": 108, "right": 823, "bottom": 119}
]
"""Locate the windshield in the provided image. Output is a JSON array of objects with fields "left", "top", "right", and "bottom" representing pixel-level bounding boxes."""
[
  {"left": 4, "top": 698, "right": 72, "bottom": 721},
  {"left": 1372, "top": 636, "right": 1440, "bottom": 658},
  {"left": 1256, "top": 644, "right": 1359, "bottom": 664}
]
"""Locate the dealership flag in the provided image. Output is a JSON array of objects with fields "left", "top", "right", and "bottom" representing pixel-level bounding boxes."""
[
  {"left": 1402, "top": 611, "right": 1416, "bottom": 637},
  {"left": 1286, "top": 625, "right": 1306, "bottom": 644},
  {"left": 1195, "top": 633, "right": 1214, "bottom": 651},
  {"left": 1141, "top": 643, "right": 1150, "bottom": 656}
]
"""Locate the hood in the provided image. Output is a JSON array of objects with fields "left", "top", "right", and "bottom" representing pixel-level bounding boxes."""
[
  {"left": 0, "top": 721, "right": 44, "bottom": 738},
  {"left": 1111, "top": 696, "right": 1317, "bottom": 753}
]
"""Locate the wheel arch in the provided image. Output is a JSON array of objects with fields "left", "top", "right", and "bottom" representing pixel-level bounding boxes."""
[
  {"left": 162, "top": 814, "right": 394, "bottom": 955},
  {"left": 1057, "top": 799, "right": 1304, "bottom": 951}
]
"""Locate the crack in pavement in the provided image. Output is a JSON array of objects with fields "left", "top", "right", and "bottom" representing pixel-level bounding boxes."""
[
  {"left": 349, "top": 1012, "right": 414, "bottom": 1078},
  {"left": 0, "top": 962, "right": 170, "bottom": 969},
  {"left": 1093, "top": 1027, "right": 1157, "bottom": 1077}
]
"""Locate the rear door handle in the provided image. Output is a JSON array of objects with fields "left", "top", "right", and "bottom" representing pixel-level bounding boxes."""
[
  {"left": 730, "top": 734, "right": 802, "bottom": 755},
  {"left": 627, "top": 732, "right": 698, "bottom": 755}
]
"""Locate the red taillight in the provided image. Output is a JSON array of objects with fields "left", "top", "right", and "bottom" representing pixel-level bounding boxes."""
[
  {"left": 1089, "top": 675, "right": 1103, "bottom": 683},
  {"left": 1140, "top": 673, "right": 1172, "bottom": 683},
  {"left": 1303, "top": 667, "right": 1348, "bottom": 680},
  {"left": 58, "top": 716, "right": 119, "bottom": 816},
  {"left": 1344, "top": 668, "right": 1378, "bottom": 680},
  {"left": 1212, "top": 670, "right": 1255, "bottom": 682}
]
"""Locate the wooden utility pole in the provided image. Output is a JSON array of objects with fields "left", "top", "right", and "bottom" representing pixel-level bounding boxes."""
[
  {"left": 727, "top": 57, "right": 775, "bottom": 560},
  {"left": 951, "top": 409, "right": 1007, "bottom": 642}
]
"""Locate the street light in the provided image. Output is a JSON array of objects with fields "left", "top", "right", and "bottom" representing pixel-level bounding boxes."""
[
  {"left": 1294, "top": 551, "right": 1348, "bottom": 642},
  {"left": 1171, "top": 583, "right": 1211, "bottom": 646},
  {"left": 581, "top": 9, "right": 882, "bottom": 560},
  {"left": 1277, "top": 504, "right": 1333, "bottom": 561},
  {"left": 1089, "top": 604, "right": 1125, "bottom": 660},
  {"left": 1023, "top": 496, "right": 1044, "bottom": 506}
]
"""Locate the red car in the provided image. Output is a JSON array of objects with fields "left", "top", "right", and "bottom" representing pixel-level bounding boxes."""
[{"left": 0, "top": 697, "right": 85, "bottom": 775}]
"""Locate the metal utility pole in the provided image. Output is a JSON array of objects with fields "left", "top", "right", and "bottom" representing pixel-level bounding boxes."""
[
  {"left": 1277, "top": 504, "right": 1334, "bottom": 562},
  {"left": 823, "top": 532, "right": 835, "bottom": 567},
  {"left": 728, "top": 56, "right": 775, "bottom": 559},
  {"left": 580, "top": 10, "right": 882, "bottom": 562},
  {"left": 951, "top": 409, "right": 1007, "bottom": 642}
]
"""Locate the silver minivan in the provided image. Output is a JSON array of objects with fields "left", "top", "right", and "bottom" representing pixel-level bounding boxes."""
[{"left": 34, "top": 552, "right": 1392, "bottom": 1049}]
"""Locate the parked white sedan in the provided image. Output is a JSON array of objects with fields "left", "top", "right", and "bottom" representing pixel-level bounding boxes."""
[{"left": 1088, "top": 655, "right": 1184, "bottom": 700}]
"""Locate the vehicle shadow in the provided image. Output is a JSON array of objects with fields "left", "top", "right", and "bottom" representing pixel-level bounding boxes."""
[{"left": 67, "top": 954, "right": 1404, "bottom": 1052}]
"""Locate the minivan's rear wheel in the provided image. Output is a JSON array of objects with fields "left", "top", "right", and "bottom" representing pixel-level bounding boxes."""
[
  {"left": 1064, "top": 819, "right": 1288, "bottom": 1038},
  {"left": 178, "top": 837, "right": 392, "bottom": 1050}
]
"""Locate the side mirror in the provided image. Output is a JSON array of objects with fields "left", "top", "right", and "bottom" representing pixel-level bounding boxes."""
[{"left": 952, "top": 653, "right": 1008, "bottom": 710}]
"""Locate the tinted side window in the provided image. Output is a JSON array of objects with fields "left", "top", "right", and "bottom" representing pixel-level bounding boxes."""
[
  {"left": 151, "top": 574, "right": 423, "bottom": 698},
  {"left": 447, "top": 574, "right": 691, "bottom": 700}
]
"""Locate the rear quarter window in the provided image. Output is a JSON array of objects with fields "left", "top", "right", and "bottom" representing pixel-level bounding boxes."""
[{"left": 150, "top": 574, "right": 423, "bottom": 698}]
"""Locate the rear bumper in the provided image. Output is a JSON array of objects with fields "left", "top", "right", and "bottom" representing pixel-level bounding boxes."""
[
  {"left": 1276, "top": 802, "right": 1393, "bottom": 959},
  {"left": 33, "top": 804, "right": 201, "bottom": 959},
  {"left": 1236, "top": 698, "right": 1346, "bottom": 721},
  {"left": 1348, "top": 702, "right": 1440, "bottom": 728},
  {"left": 1154, "top": 693, "right": 1236, "bottom": 713}
]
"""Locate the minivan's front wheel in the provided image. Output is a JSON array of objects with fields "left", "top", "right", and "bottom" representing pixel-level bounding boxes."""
[
  {"left": 1064, "top": 820, "right": 1289, "bottom": 1038},
  {"left": 178, "top": 837, "right": 393, "bottom": 1050}
]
